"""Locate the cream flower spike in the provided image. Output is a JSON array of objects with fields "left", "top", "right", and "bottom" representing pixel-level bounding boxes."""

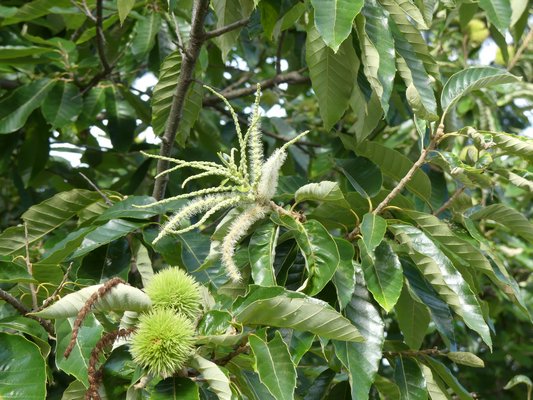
[{"left": 138, "top": 84, "right": 308, "bottom": 281}]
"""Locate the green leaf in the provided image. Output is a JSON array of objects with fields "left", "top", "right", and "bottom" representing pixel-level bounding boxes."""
[
  {"left": 0, "top": 78, "right": 55, "bottom": 134},
  {"left": 380, "top": 0, "right": 428, "bottom": 29},
  {"left": 333, "top": 284, "right": 385, "bottom": 400},
  {"left": 0, "top": 45, "right": 55, "bottom": 60},
  {"left": 61, "top": 380, "right": 87, "bottom": 400},
  {"left": 0, "top": 333, "right": 46, "bottom": 399},
  {"left": 0, "top": 261, "right": 36, "bottom": 283},
  {"left": 249, "top": 223, "right": 279, "bottom": 286},
  {"left": 504, "top": 375, "right": 532, "bottom": 400},
  {"left": 151, "top": 377, "right": 200, "bottom": 399},
  {"left": 234, "top": 286, "right": 363, "bottom": 341},
  {"left": 212, "top": 0, "right": 253, "bottom": 60},
  {"left": 361, "top": 213, "right": 387, "bottom": 251},
  {"left": 470, "top": 203, "right": 533, "bottom": 243},
  {"left": 359, "top": 239, "right": 403, "bottom": 312},
  {"left": 394, "top": 357, "right": 428, "bottom": 400},
  {"left": 70, "top": 219, "right": 146, "bottom": 258},
  {"left": 395, "top": 285, "right": 430, "bottom": 349},
  {"left": 0, "top": 189, "right": 102, "bottom": 257},
  {"left": 490, "top": 131, "right": 533, "bottom": 160},
  {"left": 332, "top": 238, "right": 356, "bottom": 310},
  {"left": 135, "top": 243, "right": 154, "bottom": 287},
  {"left": 306, "top": 26, "right": 358, "bottom": 130},
  {"left": 190, "top": 355, "right": 231, "bottom": 400},
  {"left": 447, "top": 352, "right": 484, "bottom": 368},
  {"left": 273, "top": 215, "right": 340, "bottom": 295},
  {"left": 421, "top": 356, "right": 473, "bottom": 400},
  {"left": 131, "top": 12, "right": 161, "bottom": 56},
  {"left": 441, "top": 67, "right": 520, "bottom": 115},
  {"left": 479, "top": 0, "right": 511, "bottom": 34},
  {"left": 41, "top": 81, "right": 83, "bottom": 128},
  {"left": 33, "top": 282, "right": 151, "bottom": 318},
  {"left": 356, "top": 141, "right": 432, "bottom": 201},
  {"left": 249, "top": 331, "right": 297, "bottom": 400},
  {"left": 117, "top": 0, "right": 135, "bottom": 24},
  {"left": 420, "top": 364, "right": 452, "bottom": 400},
  {"left": 55, "top": 315, "right": 103, "bottom": 387},
  {"left": 1, "top": 0, "right": 71, "bottom": 25},
  {"left": 0, "top": 316, "right": 50, "bottom": 358},
  {"left": 226, "top": 355, "right": 276, "bottom": 400},
  {"left": 391, "top": 224, "right": 492, "bottom": 348},
  {"left": 310, "top": 0, "right": 364, "bottom": 52},
  {"left": 337, "top": 157, "right": 383, "bottom": 198},
  {"left": 356, "top": 3, "right": 396, "bottom": 114},
  {"left": 374, "top": 375, "right": 402, "bottom": 400},
  {"left": 294, "top": 181, "right": 349, "bottom": 205}
]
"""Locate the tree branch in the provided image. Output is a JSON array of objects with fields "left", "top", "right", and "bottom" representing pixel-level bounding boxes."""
[
  {"left": 0, "top": 288, "right": 55, "bottom": 336},
  {"left": 204, "top": 18, "right": 250, "bottom": 40},
  {"left": 202, "top": 71, "right": 310, "bottom": 106},
  {"left": 152, "top": 0, "right": 211, "bottom": 201},
  {"left": 507, "top": 26, "right": 533, "bottom": 71},
  {"left": 433, "top": 186, "right": 465, "bottom": 216}
]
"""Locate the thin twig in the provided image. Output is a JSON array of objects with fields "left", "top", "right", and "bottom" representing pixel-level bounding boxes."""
[
  {"left": 433, "top": 186, "right": 465, "bottom": 216},
  {"left": 204, "top": 18, "right": 250, "bottom": 40},
  {"left": 38, "top": 263, "right": 73, "bottom": 311},
  {"left": 152, "top": 0, "right": 213, "bottom": 201},
  {"left": 203, "top": 71, "right": 309, "bottom": 106},
  {"left": 384, "top": 347, "right": 443, "bottom": 357},
  {"left": 70, "top": 0, "right": 96, "bottom": 22},
  {"left": 95, "top": 0, "right": 111, "bottom": 73},
  {"left": 0, "top": 288, "right": 55, "bottom": 336},
  {"left": 79, "top": 172, "right": 113, "bottom": 205},
  {"left": 24, "top": 223, "right": 38, "bottom": 310},
  {"left": 508, "top": 26, "right": 533, "bottom": 70}
]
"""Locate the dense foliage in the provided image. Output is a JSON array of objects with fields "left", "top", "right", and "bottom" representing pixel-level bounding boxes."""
[{"left": 0, "top": 0, "right": 532, "bottom": 399}]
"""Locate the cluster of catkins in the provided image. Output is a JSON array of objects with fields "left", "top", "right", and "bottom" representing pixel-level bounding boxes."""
[{"left": 129, "top": 267, "right": 202, "bottom": 378}]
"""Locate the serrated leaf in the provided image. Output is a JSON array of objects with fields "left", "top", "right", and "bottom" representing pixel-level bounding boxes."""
[
  {"left": 0, "top": 261, "right": 36, "bottom": 283},
  {"left": 306, "top": 26, "right": 358, "bottom": 130},
  {"left": 71, "top": 219, "right": 146, "bottom": 258},
  {"left": 394, "top": 356, "right": 428, "bottom": 400},
  {"left": 381, "top": 0, "right": 427, "bottom": 29},
  {"left": 447, "top": 352, "right": 484, "bottom": 368},
  {"left": 395, "top": 285, "right": 430, "bottom": 349},
  {"left": 117, "top": 0, "right": 135, "bottom": 24},
  {"left": 361, "top": 213, "right": 387, "bottom": 251},
  {"left": 494, "top": 169, "right": 533, "bottom": 192},
  {"left": 490, "top": 131, "right": 533, "bottom": 160},
  {"left": 391, "top": 225, "right": 492, "bottom": 348},
  {"left": 33, "top": 283, "right": 151, "bottom": 318},
  {"left": 273, "top": 215, "right": 340, "bottom": 295},
  {"left": 55, "top": 315, "right": 103, "bottom": 387},
  {"left": 294, "top": 181, "right": 348, "bottom": 205},
  {"left": 249, "top": 223, "right": 279, "bottom": 286},
  {"left": 421, "top": 356, "right": 473, "bottom": 400},
  {"left": 0, "top": 333, "right": 46, "bottom": 399},
  {"left": 234, "top": 286, "right": 363, "bottom": 341},
  {"left": 310, "top": 0, "right": 364, "bottom": 52},
  {"left": 0, "top": 189, "right": 103, "bottom": 257},
  {"left": 0, "top": 78, "right": 55, "bottom": 134},
  {"left": 131, "top": 12, "right": 161, "bottom": 56},
  {"left": 190, "top": 355, "right": 231, "bottom": 400},
  {"left": 333, "top": 284, "right": 385, "bottom": 400},
  {"left": 441, "top": 67, "right": 520, "bottom": 115},
  {"left": 470, "top": 204, "right": 533, "bottom": 243},
  {"left": 356, "top": 141, "right": 432, "bottom": 201},
  {"left": 479, "top": 0, "right": 511, "bottom": 34},
  {"left": 359, "top": 239, "right": 403, "bottom": 312},
  {"left": 332, "top": 238, "right": 356, "bottom": 310},
  {"left": 249, "top": 332, "right": 296, "bottom": 400},
  {"left": 41, "top": 81, "right": 83, "bottom": 128}
]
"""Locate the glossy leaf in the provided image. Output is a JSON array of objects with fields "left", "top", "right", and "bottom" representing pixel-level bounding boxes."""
[
  {"left": 391, "top": 225, "right": 492, "bottom": 348},
  {"left": 306, "top": 26, "right": 358, "bottom": 130},
  {"left": 0, "top": 333, "right": 46, "bottom": 399},
  {"left": 441, "top": 67, "right": 520, "bottom": 115},
  {"left": 0, "top": 261, "right": 36, "bottom": 283},
  {"left": 361, "top": 213, "right": 387, "bottom": 251},
  {"left": 234, "top": 286, "right": 363, "bottom": 342},
  {"left": 394, "top": 356, "right": 428, "bottom": 400},
  {"left": 421, "top": 356, "right": 473, "bottom": 400},
  {"left": 337, "top": 156, "right": 383, "bottom": 198},
  {"left": 41, "top": 81, "right": 83, "bottom": 128},
  {"left": 249, "top": 331, "right": 297, "bottom": 400},
  {"left": 34, "top": 283, "right": 151, "bottom": 318},
  {"left": 395, "top": 285, "right": 430, "bottom": 349},
  {"left": 0, "top": 78, "right": 55, "bottom": 134},
  {"left": 55, "top": 315, "right": 103, "bottom": 387},
  {"left": 356, "top": 141, "right": 432, "bottom": 201},
  {"left": 420, "top": 364, "right": 452, "bottom": 400},
  {"left": 190, "top": 355, "right": 231, "bottom": 400},
  {"left": 131, "top": 12, "right": 161, "bottom": 56},
  {"left": 470, "top": 203, "right": 533, "bottom": 243},
  {"left": 294, "top": 181, "right": 348, "bottom": 206},
  {"left": 479, "top": 0, "right": 511, "bottom": 33},
  {"left": 359, "top": 240, "right": 403, "bottom": 312},
  {"left": 212, "top": 0, "right": 253, "bottom": 60},
  {"left": 273, "top": 215, "right": 340, "bottom": 295},
  {"left": 0, "top": 189, "right": 102, "bottom": 257},
  {"left": 333, "top": 283, "right": 385, "bottom": 400},
  {"left": 332, "top": 238, "right": 356, "bottom": 310},
  {"left": 249, "top": 223, "right": 279, "bottom": 286},
  {"left": 310, "top": 0, "right": 364, "bottom": 52},
  {"left": 490, "top": 131, "right": 533, "bottom": 160}
]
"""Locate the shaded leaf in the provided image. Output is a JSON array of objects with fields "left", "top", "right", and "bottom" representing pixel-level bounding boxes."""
[
  {"left": 295, "top": 181, "right": 348, "bottom": 205},
  {"left": 394, "top": 356, "right": 428, "bottom": 400},
  {"left": 131, "top": 12, "right": 161, "bottom": 56},
  {"left": 41, "top": 81, "right": 83, "bottom": 128},
  {"left": 117, "top": 0, "right": 135, "bottom": 24},
  {"left": 190, "top": 355, "right": 231, "bottom": 400},
  {"left": 395, "top": 285, "right": 430, "bottom": 349},
  {"left": 361, "top": 213, "right": 387, "bottom": 251},
  {"left": 421, "top": 356, "right": 473, "bottom": 400},
  {"left": 479, "top": 0, "right": 511, "bottom": 34},
  {"left": 249, "top": 223, "right": 279, "bottom": 286},
  {"left": 470, "top": 203, "right": 533, "bottom": 243},
  {"left": 337, "top": 156, "right": 383, "bottom": 198},
  {"left": 332, "top": 238, "right": 356, "bottom": 310}
]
